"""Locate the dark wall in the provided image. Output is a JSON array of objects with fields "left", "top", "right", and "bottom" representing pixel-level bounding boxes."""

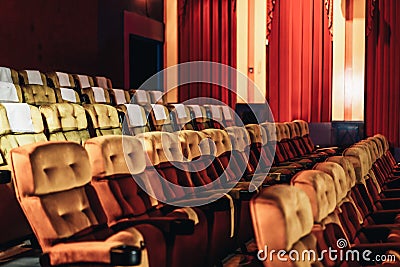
[
  {"left": 0, "top": 0, "right": 163, "bottom": 87},
  {"left": 0, "top": 0, "right": 99, "bottom": 74},
  {"left": 98, "top": 0, "right": 163, "bottom": 87}
]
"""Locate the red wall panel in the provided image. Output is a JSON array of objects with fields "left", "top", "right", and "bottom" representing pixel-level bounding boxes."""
[{"left": 0, "top": 0, "right": 99, "bottom": 74}]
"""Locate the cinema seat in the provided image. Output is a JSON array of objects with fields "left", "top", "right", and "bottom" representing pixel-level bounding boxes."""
[
  {"left": 46, "top": 72, "right": 76, "bottom": 89},
  {"left": 187, "top": 104, "right": 209, "bottom": 130},
  {"left": 204, "top": 105, "right": 224, "bottom": 129},
  {"left": 118, "top": 104, "right": 150, "bottom": 135},
  {"left": 0, "top": 66, "right": 20, "bottom": 84},
  {"left": 45, "top": 72, "right": 82, "bottom": 103},
  {"left": 131, "top": 90, "right": 152, "bottom": 111},
  {"left": 0, "top": 103, "right": 47, "bottom": 246},
  {"left": 225, "top": 126, "right": 255, "bottom": 179},
  {"left": 137, "top": 131, "right": 237, "bottom": 265},
  {"left": 148, "top": 90, "right": 165, "bottom": 104},
  {"left": 220, "top": 105, "right": 236, "bottom": 127},
  {"left": 40, "top": 103, "right": 90, "bottom": 144},
  {"left": 245, "top": 124, "right": 272, "bottom": 172},
  {"left": 84, "top": 135, "right": 208, "bottom": 267},
  {"left": 10, "top": 141, "right": 148, "bottom": 267},
  {"left": 19, "top": 70, "right": 48, "bottom": 86},
  {"left": 19, "top": 70, "right": 62, "bottom": 105},
  {"left": 168, "top": 104, "right": 195, "bottom": 131},
  {"left": 0, "top": 79, "right": 23, "bottom": 103},
  {"left": 202, "top": 129, "right": 247, "bottom": 183},
  {"left": 250, "top": 185, "right": 318, "bottom": 267},
  {"left": 293, "top": 120, "right": 336, "bottom": 156},
  {"left": 109, "top": 88, "right": 131, "bottom": 105},
  {"left": 291, "top": 170, "right": 340, "bottom": 266},
  {"left": 95, "top": 76, "right": 112, "bottom": 89},
  {"left": 82, "top": 86, "right": 112, "bottom": 104},
  {"left": 73, "top": 74, "right": 95, "bottom": 90},
  {"left": 148, "top": 104, "right": 174, "bottom": 132},
  {"left": 84, "top": 104, "right": 122, "bottom": 136}
]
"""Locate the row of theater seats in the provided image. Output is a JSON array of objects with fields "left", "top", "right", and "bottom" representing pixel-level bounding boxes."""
[
  {"left": 252, "top": 134, "right": 400, "bottom": 266},
  {"left": 1, "top": 117, "right": 343, "bottom": 266},
  {"left": 7, "top": 123, "right": 341, "bottom": 267},
  {"left": 0, "top": 67, "right": 241, "bottom": 134},
  {"left": 0, "top": 66, "right": 356, "bottom": 266}
]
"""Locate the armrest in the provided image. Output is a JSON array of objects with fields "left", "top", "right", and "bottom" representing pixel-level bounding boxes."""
[
  {"left": 378, "top": 198, "right": 400, "bottom": 210},
  {"left": 384, "top": 178, "right": 400, "bottom": 189},
  {"left": 111, "top": 245, "right": 142, "bottom": 266},
  {"left": 41, "top": 241, "right": 143, "bottom": 266},
  {"left": 266, "top": 171, "right": 292, "bottom": 183},
  {"left": 0, "top": 170, "right": 11, "bottom": 184},
  {"left": 315, "top": 146, "right": 339, "bottom": 152},
  {"left": 381, "top": 189, "right": 400, "bottom": 198},
  {"left": 270, "top": 166, "right": 301, "bottom": 172},
  {"left": 360, "top": 224, "right": 400, "bottom": 242},
  {"left": 112, "top": 217, "right": 194, "bottom": 235},
  {"left": 369, "top": 210, "right": 399, "bottom": 224}
]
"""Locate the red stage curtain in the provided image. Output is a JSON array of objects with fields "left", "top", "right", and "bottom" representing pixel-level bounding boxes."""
[
  {"left": 178, "top": 0, "right": 237, "bottom": 108},
  {"left": 268, "top": 0, "right": 332, "bottom": 122},
  {"left": 366, "top": 0, "right": 400, "bottom": 147}
]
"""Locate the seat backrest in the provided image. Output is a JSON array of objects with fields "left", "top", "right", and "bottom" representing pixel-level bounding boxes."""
[
  {"left": 0, "top": 66, "right": 20, "bottom": 84},
  {"left": 84, "top": 104, "right": 122, "bottom": 136},
  {"left": 20, "top": 84, "right": 59, "bottom": 105},
  {"left": 294, "top": 120, "right": 314, "bottom": 152},
  {"left": 95, "top": 76, "right": 110, "bottom": 89},
  {"left": 202, "top": 128, "right": 243, "bottom": 183},
  {"left": 84, "top": 135, "right": 164, "bottom": 220},
  {"left": 40, "top": 103, "right": 90, "bottom": 145},
  {"left": 246, "top": 124, "right": 268, "bottom": 147},
  {"left": 46, "top": 72, "right": 80, "bottom": 103},
  {"left": 81, "top": 87, "right": 111, "bottom": 104},
  {"left": 313, "top": 162, "right": 349, "bottom": 204},
  {"left": 204, "top": 105, "right": 224, "bottom": 129},
  {"left": 58, "top": 87, "right": 81, "bottom": 104},
  {"left": 202, "top": 128, "right": 232, "bottom": 157},
  {"left": 291, "top": 170, "right": 337, "bottom": 223},
  {"left": 250, "top": 184, "right": 316, "bottom": 267},
  {"left": 11, "top": 141, "right": 99, "bottom": 249},
  {"left": 73, "top": 74, "right": 95, "bottom": 89},
  {"left": 187, "top": 105, "right": 209, "bottom": 130},
  {"left": 46, "top": 72, "right": 76, "bottom": 89},
  {"left": 220, "top": 105, "right": 235, "bottom": 127},
  {"left": 260, "top": 122, "right": 277, "bottom": 145},
  {"left": 149, "top": 104, "right": 173, "bottom": 132},
  {"left": 178, "top": 130, "right": 212, "bottom": 161},
  {"left": 0, "top": 81, "right": 23, "bottom": 103},
  {"left": 226, "top": 126, "right": 251, "bottom": 153},
  {"left": 326, "top": 156, "right": 357, "bottom": 190},
  {"left": 343, "top": 146, "right": 370, "bottom": 183},
  {"left": 136, "top": 131, "right": 195, "bottom": 201},
  {"left": 0, "top": 103, "right": 47, "bottom": 167},
  {"left": 119, "top": 104, "right": 150, "bottom": 135},
  {"left": 168, "top": 104, "right": 194, "bottom": 131},
  {"left": 19, "top": 70, "right": 48, "bottom": 86},
  {"left": 245, "top": 124, "right": 272, "bottom": 170},
  {"left": 148, "top": 90, "right": 165, "bottom": 104},
  {"left": 19, "top": 70, "right": 60, "bottom": 105},
  {"left": 132, "top": 90, "right": 152, "bottom": 106},
  {"left": 110, "top": 89, "right": 131, "bottom": 105}
]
